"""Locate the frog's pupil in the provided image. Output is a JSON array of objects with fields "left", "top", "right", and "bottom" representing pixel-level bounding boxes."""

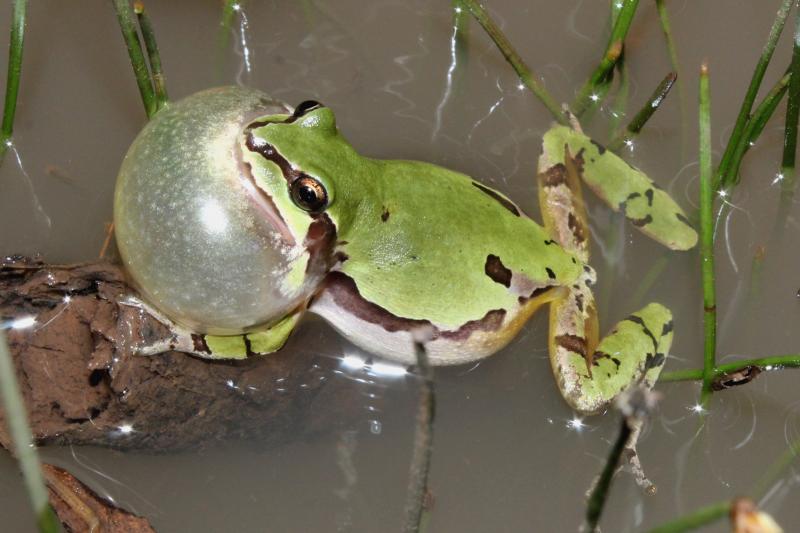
[{"left": 299, "top": 185, "right": 317, "bottom": 204}]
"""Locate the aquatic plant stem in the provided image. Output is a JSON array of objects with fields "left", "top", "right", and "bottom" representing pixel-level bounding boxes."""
[
  {"left": 459, "top": 0, "right": 567, "bottom": 125},
  {"left": 217, "top": 0, "right": 241, "bottom": 62},
  {"left": 402, "top": 341, "right": 436, "bottom": 533},
  {"left": 714, "top": 0, "right": 793, "bottom": 191},
  {"left": 572, "top": 0, "right": 640, "bottom": 116},
  {"left": 698, "top": 63, "right": 715, "bottom": 405},
  {"left": 0, "top": 332, "right": 60, "bottom": 532},
  {"left": 660, "top": 354, "right": 800, "bottom": 382},
  {"left": 721, "top": 71, "right": 791, "bottom": 190},
  {"left": 608, "top": 71, "right": 677, "bottom": 152},
  {"left": 644, "top": 501, "right": 731, "bottom": 533},
  {"left": 0, "top": 0, "right": 26, "bottom": 163},
  {"left": 111, "top": 0, "right": 156, "bottom": 118},
  {"left": 781, "top": 3, "right": 800, "bottom": 202},
  {"left": 655, "top": 0, "right": 680, "bottom": 75},
  {"left": 133, "top": 1, "right": 168, "bottom": 110},
  {"left": 584, "top": 418, "right": 631, "bottom": 532}
]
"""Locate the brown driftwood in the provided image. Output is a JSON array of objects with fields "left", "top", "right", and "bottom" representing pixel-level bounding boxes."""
[
  {"left": 43, "top": 463, "right": 156, "bottom": 532},
  {"left": 0, "top": 256, "right": 359, "bottom": 451}
]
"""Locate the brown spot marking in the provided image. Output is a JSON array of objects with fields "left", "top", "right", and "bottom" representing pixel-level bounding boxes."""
[
  {"left": 485, "top": 254, "right": 512, "bottom": 288},
  {"left": 630, "top": 214, "right": 653, "bottom": 227},
  {"left": 191, "top": 334, "right": 211, "bottom": 354},
  {"left": 676, "top": 212, "right": 693, "bottom": 226},
  {"left": 471, "top": 182, "right": 521, "bottom": 216},
  {"left": 381, "top": 207, "right": 390, "bottom": 222},
  {"left": 593, "top": 351, "right": 621, "bottom": 368},
  {"left": 540, "top": 163, "right": 568, "bottom": 187},
  {"left": 567, "top": 212, "right": 587, "bottom": 243},
  {"left": 624, "top": 315, "right": 658, "bottom": 351},
  {"left": 545, "top": 267, "right": 556, "bottom": 280},
  {"left": 645, "top": 188, "right": 654, "bottom": 207},
  {"left": 590, "top": 139, "right": 607, "bottom": 155},
  {"left": 574, "top": 292, "right": 584, "bottom": 312},
  {"left": 556, "top": 334, "right": 587, "bottom": 357},
  {"left": 334, "top": 251, "right": 349, "bottom": 263},
  {"left": 644, "top": 352, "right": 666, "bottom": 370},
  {"left": 662, "top": 321, "right": 674, "bottom": 335},
  {"left": 243, "top": 335, "right": 255, "bottom": 357},
  {"left": 517, "top": 285, "right": 554, "bottom": 304}
]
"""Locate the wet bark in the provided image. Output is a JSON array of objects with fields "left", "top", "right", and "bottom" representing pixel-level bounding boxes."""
[{"left": 0, "top": 256, "right": 357, "bottom": 452}]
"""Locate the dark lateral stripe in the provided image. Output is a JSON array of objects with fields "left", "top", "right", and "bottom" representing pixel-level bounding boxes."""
[
  {"left": 440, "top": 309, "right": 507, "bottom": 341},
  {"left": 323, "top": 272, "right": 507, "bottom": 342},
  {"left": 245, "top": 131, "right": 300, "bottom": 184},
  {"left": 485, "top": 254, "right": 512, "bottom": 288},
  {"left": 555, "top": 334, "right": 587, "bottom": 357},
  {"left": 471, "top": 182, "right": 521, "bottom": 216},
  {"left": 624, "top": 315, "right": 658, "bottom": 351},
  {"left": 191, "top": 334, "right": 211, "bottom": 354}
]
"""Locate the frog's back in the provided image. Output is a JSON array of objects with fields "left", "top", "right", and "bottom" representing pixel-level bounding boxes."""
[{"left": 310, "top": 158, "right": 583, "bottom": 365}]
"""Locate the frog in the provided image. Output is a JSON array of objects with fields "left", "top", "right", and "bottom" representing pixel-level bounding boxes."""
[{"left": 114, "top": 86, "right": 697, "bottom": 414}]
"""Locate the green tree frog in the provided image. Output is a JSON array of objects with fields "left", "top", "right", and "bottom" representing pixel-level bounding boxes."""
[{"left": 114, "top": 86, "right": 697, "bottom": 414}]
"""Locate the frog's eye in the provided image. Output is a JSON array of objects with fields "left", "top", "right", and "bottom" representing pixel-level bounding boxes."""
[
  {"left": 292, "top": 100, "right": 324, "bottom": 119},
  {"left": 290, "top": 175, "right": 328, "bottom": 213}
]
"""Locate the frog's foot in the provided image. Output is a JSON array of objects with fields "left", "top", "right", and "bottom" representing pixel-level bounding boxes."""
[
  {"left": 119, "top": 296, "right": 301, "bottom": 360},
  {"left": 550, "top": 300, "right": 673, "bottom": 415}
]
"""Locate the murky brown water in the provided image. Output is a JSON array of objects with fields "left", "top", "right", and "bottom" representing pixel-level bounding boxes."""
[{"left": 1, "top": 1, "right": 799, "bottom": 531}]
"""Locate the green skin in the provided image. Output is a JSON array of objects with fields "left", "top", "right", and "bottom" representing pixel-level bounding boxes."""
[{"left": 137, "top": 100, "right": 697, "bottom": 414}]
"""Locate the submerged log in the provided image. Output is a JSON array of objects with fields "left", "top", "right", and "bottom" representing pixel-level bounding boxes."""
[{"left": 0, "top": 256, "right": 359, "bottom": 451}]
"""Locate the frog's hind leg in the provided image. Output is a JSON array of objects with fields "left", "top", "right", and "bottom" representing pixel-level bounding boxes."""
[{"left": 548, "top": 285, "right": 673, "bottom": 414}]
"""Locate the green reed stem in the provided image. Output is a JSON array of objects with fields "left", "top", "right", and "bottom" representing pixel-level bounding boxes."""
[
  {"left": 698, "top": 63, "right": 716, "bottom": 405},
  {"left": 111, "top": 0, "right": 156, "bottom": 118},
  {"left": 722, "top": 70, "right": 791, "bottom": 190},
  {"left": 647, "top": 433, "right": 800, "bottom": 532},
  {"left": 218, "top": 0, "right": 240, "bottom": 56},
  {"left": 0, "top": 332, "right": 60, "bottom": 532},
  {"left": 714, "top": 0, "right": 793, "bottom": 191},
  {"left": 0, "top": 0, "right": 26, "bottom": 163},
  {"left": 584, "top": 417, "right": 631, "bottom": 532},
  {"left": 781, "top": 4, "right": 800, "bottom": 200},
  {"left": 460, "top": 0, "right": 567, "bottom": 124},
  {"left": 572, "top": 0, "right": 640, "bottom": 116},
  {"left": 403, "top": 341, "right": 436, "bottom": 533},
  {"left": 660, "top": 354, "right": 800, "bottom": 382},
  {"left": 133, "top": 1, "right": 168, "bottom": 110},
  {"left": 608, "top": 71, "right": 677, "bottom": 151},
  {"left": 644, "top": 501, "right": 730, "bottom": 533},
  {"left": 655, "top": 0, "right": 680, "bottom": 75}
]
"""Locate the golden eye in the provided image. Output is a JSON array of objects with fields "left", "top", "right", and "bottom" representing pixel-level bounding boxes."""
[{"left": 290, "top": 175, "right": 328, "bottom": 213}]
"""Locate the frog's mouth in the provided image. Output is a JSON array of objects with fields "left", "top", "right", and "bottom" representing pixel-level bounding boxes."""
[{"left": 235, "top": 139, "right": 296, "bottom": 247}]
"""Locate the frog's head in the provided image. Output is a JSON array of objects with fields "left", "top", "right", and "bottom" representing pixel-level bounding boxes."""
[{"left": 240, "top": 100, "right": 368, "bottom": 260}]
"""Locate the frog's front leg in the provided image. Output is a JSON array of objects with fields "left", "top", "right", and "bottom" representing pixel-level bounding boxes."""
[{"left": 120, "top": 296, "right": 302, "bottom": 360}]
